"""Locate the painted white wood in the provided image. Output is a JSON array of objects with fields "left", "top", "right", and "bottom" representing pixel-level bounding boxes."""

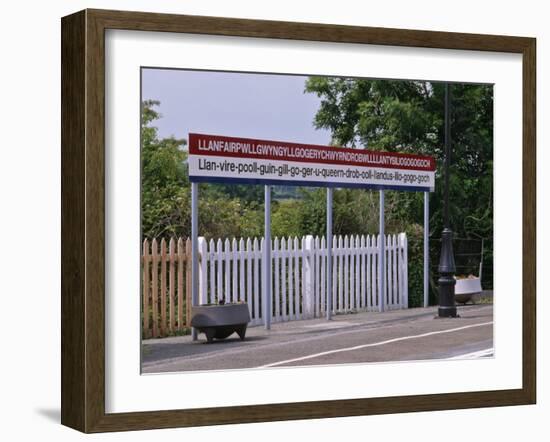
[
  {"left": 208, "top": 239, "right": 215, "bottom": 304},
  {"left": 232, "top": 238, "right": 238, "bottom": 304},
  {"left": 387, "top": 235, "right": 393, "bottom": 308},
  {"left": 281, "top": 237, "right": 288, "bottom": 321},
  {"left": 301, "top": 236, "right": 306, "bottom": 318},
  {"left": 332, "top": 235, "right": 337, "bottom": 314},
  {"left": 397, "top": 233, "right": 405, "bottom": 308},
  {"left": 320, "top": 236, "right": 326, "bottom": 316},
  {"left": 402, "top": 233, "right": 409, "bottom": 308},
  {"left": 379, "top": 190, "right": 385, "bottom": 313},
  {"left": 359, "top": 235, "right": 367, "bottom": 309},
  {"left": 304, "top": 235, "right": 314, "bottom": 318},
  {"left": 375, "top": 235, "right": 379, "bottom": 310},
  {"left": 294, "top": 237, "right": 301, "bottom": 320},
  {"left": 337, "top": 235, "right": 343, "bottom": 312},
  {"left": 264, "top": 237, "right": 270, "bottom": 322},
  {"left": 314, "top": 236, "right": 320, "bottom": 318},
  {"left": 391, "top": 235, "right": 397, "bottom": 308},
  {"left": 353, "top": 235, "right": 361, "bottom": 310},
  {"left": 246, "top": 238, "right": 252, "bottom": 319},
  {"left": 365, "top": 236, "right": 370, "bottom": 310},
  {"left": 274, "top": 237, "right": 280, "bottom": 321},
  {"left": 287, "top": 237, "right": 294, "bottom": 320},
  {"left": 253, "top": 237, "right": 260, "bottom": 324},
  {"left": 375, "top": 235, "right": 379, "bottom": 311},
  {"left": 198, "top": 237, "right": 207, "bottom": 305},
  {"left": 344, "top": 235, "right": 349, "bottom": 312},
  {"left": 392, "top": 234, "right": 398, "bottom": 308},
  {"left": 198, "top": 232, "right": 408, "bottom": 326},
  {"left": 223, "top": 238, "right": 230, "bottom": 303},
  {"left": 353, "top": 235, "right": 357, "bottom": 309},
  {"left": 216, "top": 239, "right": 223, "bottom": 303},
  {"left": 386, "top": 235, "right": 391, "bottom": 308},
  {"left": 239, "top": 238, "right": 245, "bottom": 302},
  {"left": 350, "top": 235, "right": 355, "bottom": 309},
  {"left": 387, "top": 235, "right": 392, "bottom": 308},
  {"left": 385, "top": 235, "right": 389, "bottom": 308}
]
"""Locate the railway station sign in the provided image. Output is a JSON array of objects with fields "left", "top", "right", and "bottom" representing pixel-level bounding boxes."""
[{"left": 188, "top": 133, "right": 435, "bottom": 192}]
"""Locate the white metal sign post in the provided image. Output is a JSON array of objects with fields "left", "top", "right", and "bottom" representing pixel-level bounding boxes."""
[
  {"left": 187, "top": 133, "right": 435, "bottom": 330},
  {"left": 326, "top": 188, "right": 333, "bottom": 320},
  {"left": 424, "top": 191, "right": 430, "bottom": 307},
  {"left": 379, "top": 190, "right": 385, "bottom": 312},
  {"left": 264, "top": 185, "right": 272, "bottom": 330},
  {"left": 191, "top": 181, "right": 199, "bottom": 340}
]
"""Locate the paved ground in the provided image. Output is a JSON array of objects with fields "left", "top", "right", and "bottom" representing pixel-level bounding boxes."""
[{"left": 142, "top": 304, "right": 493, "bottom": 374}]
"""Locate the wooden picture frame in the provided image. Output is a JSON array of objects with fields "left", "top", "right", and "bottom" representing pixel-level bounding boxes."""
[{"left": 61, "top": 8, "right": 536, "bottom": 433}]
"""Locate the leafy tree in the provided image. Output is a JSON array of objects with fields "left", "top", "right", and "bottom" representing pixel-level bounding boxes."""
[
  {"left": 304, "top": 78, "right": 493, "bottom": 241},
  {"left": 141, "top": 101, "right": 268, "bottom": 240},
  {"left": 141, "top": 100, "right": 189, "bottom": 238},
  {"left": 304, "top": 78, "right": 494, "bottom": 300}
]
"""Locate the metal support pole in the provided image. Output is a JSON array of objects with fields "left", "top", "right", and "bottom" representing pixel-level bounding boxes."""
[
  {"left": 264, "top": 185, "right": 271, "bottom": 330},
  {"left": 423, "top": 191, "right": 429, "bottom": 308},
  {"left": 326, "top": 188, "right": 333, "bottom": 320},
  {"left": 379, "top": 190, "right": 385, "bottom": 312},
  {"left": 191, "top": 182, "right": 199, "bottom": 340},
  {"left": 438, "top": 82, "right": 458, "bottom": 318}
]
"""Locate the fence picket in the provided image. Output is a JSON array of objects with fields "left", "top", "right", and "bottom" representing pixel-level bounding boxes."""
[
  {"left": 391, "top": 236, "right": 396, "bottom": 307},
  {"left": 177, "top": 238, "right": 184, "bottom": 330},
  {"left": 185, "top": 238, "right": 191, "bottom": 327},
  {"left": 224, "top": 238, "right": 230, "bottom": 303},
  {"left": 246, "top": 238, "right": 253, "bottom": 320},
  {"left": 314, "top": 236, "right": 320, "bottom": 317},
  {"left": 363, "top": 235, "right": 372, "bottom": 310},
  {"left": 239, "top": 238, "right": 245, "bottom": 302},
  {"left": 142, "top": 239, "right": 150, "bottom": 338},
  {"left": 253, "top": 238, "right": 260, "bottom": 324},
  {"left": 402, "top": 233, "right": 408, "bottom": 308},
  {"left": 208, "top": 239, "right": 215, "bottom": 304},
  {"left": 287, "top": 237, "right": 294, "bottom": 320},
  {"left": 151, "top": 239, "right": 159, "bottom": 337},
  {"left": 320, "top": 236, "right": 326, "bottom": 315},
  {"left": 301, "top": 237, "right": 306, "bottom": 318},
  {"left": 360, "top": 235, "right": 366, "bottom": 310},
  {"left": 384, "top": 234, "right": 388, "bottom": 308},
  {"left": 199, "top": 238, "right": 207, "bottom": 305},
  {"left": 232, "top": 238, "right": 238, "bottom": 304},
  {"left": 294, "top": 237, "right": 301, "bottom": 319},
  {"left": 169, "top": 238, "right": 176, "bottom": 332},
  {"left": 386, "top": 235, "right": 391, "bottom": 308},
  {"left": 343, "top": 235, "right": 349, "bottom": 312},
  {"left": 281, "top": 238, "right": 288, "bottom": 321},
  {"left": 337, "top": 235, "right": 343, "bottom": 312},
  {"left": 372, "top": 235, "right": 378, "bottom": 310},
  {"left": 354, "top": 235, "right": 360, "bottom": 310},
  {"left": 216, "top": 239, "right": 223, "bottom": 303},
  {"left": 391, "top": 235, "right": 396, "bottom": 308},
  {"left": 160, "top": 239, "right": 167, "bottom": 336},
  {"left": 394, "top": 236, "right": 398, "bottom": 307},
  {"left": 332, "top": 235, "right": 337, "bottom": 314},
  {"left": 274, "top": 237, "right": 280, "bottom": 320}
]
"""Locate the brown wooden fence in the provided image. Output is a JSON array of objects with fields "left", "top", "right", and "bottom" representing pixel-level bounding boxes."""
[{"left": 142, "top": 237, "right": 191, "bottom": 339}]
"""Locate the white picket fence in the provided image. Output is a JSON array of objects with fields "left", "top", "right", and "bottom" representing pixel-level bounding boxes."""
[{"left": 197, "top": 233, "right": 408, "bottom": 326}]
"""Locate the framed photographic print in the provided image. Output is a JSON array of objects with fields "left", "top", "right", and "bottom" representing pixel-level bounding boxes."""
[{"left": 61, "top": 8, "right": 536, "bottom": 433}]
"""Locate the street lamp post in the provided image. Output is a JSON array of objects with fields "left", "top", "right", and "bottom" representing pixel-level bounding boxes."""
[{"left": 438, "top": 83, "right": 458, "bottom": 318}]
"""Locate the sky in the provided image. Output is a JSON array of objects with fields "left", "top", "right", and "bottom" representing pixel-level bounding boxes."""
[{"left": 141, "top": 68, "right": 332, "bottom": 146}]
